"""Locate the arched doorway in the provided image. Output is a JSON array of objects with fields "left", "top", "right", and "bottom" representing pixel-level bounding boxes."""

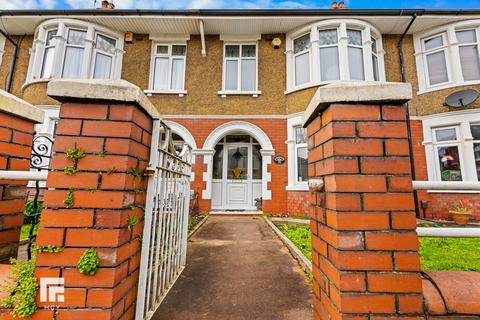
[
  {"left": 211, "top": 134, "right": 263, "bottom": 210},
  {"left": 202, "top": 121, "right": 275, "bottom": 211}
]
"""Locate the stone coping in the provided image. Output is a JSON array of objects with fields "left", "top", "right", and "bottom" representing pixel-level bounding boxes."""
[
  {"left": 47, "top": 79, "right": 161, "bottom": 120},
  {"left": 0, "top": 90, "right": 44, "bottom": 123},
  {"left": 302, "top": 81, "right": 413, "bottom": 127}
]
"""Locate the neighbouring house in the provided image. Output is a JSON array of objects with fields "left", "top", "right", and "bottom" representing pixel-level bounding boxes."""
[{"left": 0, "top": 7, "right": 479, "bottom": 221}]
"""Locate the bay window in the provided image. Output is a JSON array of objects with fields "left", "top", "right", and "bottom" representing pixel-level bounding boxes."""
[
  {"left": 26, "top": 19, "right": 123, "bottom": 84},
  {"left": 414, "top": 20, "right": 480, "bottom": 93},
  {"left": 286, "top": 19, "right": 385, "bottom": 92},
  {"left": 423, "top": 110, "right": 480, "bottom": 186},
  {"left": 148, "top": 44, "right": 187, "bottom": 93},
  {"left": 220, "top": 43, "right": 259, "bottom": 95}
]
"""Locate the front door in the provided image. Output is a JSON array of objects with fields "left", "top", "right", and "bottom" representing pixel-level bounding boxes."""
[{"left": 225, "top": 145, "right": 252, "bottom": 209}]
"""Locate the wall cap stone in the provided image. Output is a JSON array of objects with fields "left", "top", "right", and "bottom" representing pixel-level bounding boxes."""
[
  {"left": 0, "top": 89, "right": 44, "bottom": 123},
  {"left": 302, "top": 81, "right": 412, "bottom": 127},
  {"left": 47, "top": 79, "right": 161, "bottom": 119}
]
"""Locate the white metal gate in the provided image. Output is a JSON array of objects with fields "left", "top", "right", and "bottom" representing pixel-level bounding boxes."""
[{"left": 136, "top": 120, "right": 192, "bottom": 320}]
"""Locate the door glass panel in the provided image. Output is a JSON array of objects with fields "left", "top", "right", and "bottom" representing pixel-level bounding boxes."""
[
  {"left": 252, "top": 144, "right": 262, "bottom": 179},
  {"left": 227, "top": 147, "right": 248, "bottom": 180},
  {"left": 437, "top": 146, "right": 462, "bottom": 181},
  {"left": 212, "top": 144, "right": 224, "bottom": 179}
]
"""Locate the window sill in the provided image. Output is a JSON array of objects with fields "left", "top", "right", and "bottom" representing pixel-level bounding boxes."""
[
  {"left": 427, "top": 189, "right": 480, "bottom": 194},
  {"left": 144, "top": 89, "right": 187, "bottom": 97},
  {"left": 217, "top": 90, "right": 261, "bottom": 97},
  {"left": 417, "top": 79, "right": 480, "bottom": 96},
  {"left": 286, "top": 184, "right": 309, "bottom": 191}
]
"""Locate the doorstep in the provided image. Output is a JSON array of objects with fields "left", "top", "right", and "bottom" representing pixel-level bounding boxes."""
[{"left": 210, "top": 211, "right": 262, "bottom": 216}]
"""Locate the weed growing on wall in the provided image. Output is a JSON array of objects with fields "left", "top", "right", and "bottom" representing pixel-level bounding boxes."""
[
  {"left": 77, "top": 249, "right": 100, "bottom": 276},
  {"left": 63, "top": 145, "right": 86, "bottom": 175}
]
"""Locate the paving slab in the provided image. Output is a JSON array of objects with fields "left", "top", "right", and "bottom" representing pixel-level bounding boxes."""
[{"left": 152, "top": 215, "right": 313, "bottom": 320}]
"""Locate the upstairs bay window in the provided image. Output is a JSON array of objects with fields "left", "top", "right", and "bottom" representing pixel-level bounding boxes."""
[
  {"left": 286, "top": 19, "right": 385, "bottom": 93},
  {"left": 26, "top": 19, "right": 123, "bottom": 84},
  {"left": 414, "top": 20, "right": 480, "bottom": 93},
  {"left": 148, "top": 44, "right": 187, "bottom": 94},
  {"left": 219, "top": 43, "right": 259, "bottom": 96}
]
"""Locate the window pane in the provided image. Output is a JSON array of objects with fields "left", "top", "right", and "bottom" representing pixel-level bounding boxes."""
[
  {"left": 241, "top": 59, "right": 256, "bottom": 91},
  {"left": 156, "top": 45, "right": 168, "bottom": 54},
  {"left": 437, "top": 146, "right": 462, "bottom": 181},
  {"left": 294, "top": 34, "right": 310, "bottom": 54},
  {"left": 153, "top": 57, "right": 169, "bottom": 90},
  {"left": 295, "top": 52, "right": 310, "bottom": 86},
  {"left": 96, "top": 34, "right": 116, "bottom": 54},
  {"left": 426, "top": 51, "right": 448, "bottom": 85},
  {"left": 252, "top": 144, "right": 262, "bottom": 180},
  {"left": 295, "top": 127, "right": 307, "bottom": 144},
  {"left": 171, "top": 58, "right": 184, "bottom": 90},
  {"left": 225, "top": 60, "right": 238, "bottom": 90},
  {"left": 348, "top": 47, "right": 365, "bottom": 80},
  {"left": 471, "top": 124, "right": 480, "bottom": 140},
  {"left": 45, "top": 29, "right": 57, "bottom": 46},
  {"left": 371, "top": 37, "right": 377, "bottom": 53},
  {"left": 347, "top": 29, "right": 362, "bottom": 46},
  {"left": 67, "top": 29, "right": 86, "bottom": 46},
  {"left": 172, "top": 45, "right": 186, "bottom": 56},
  {"left": 225, "top": 45, "right": 239, "bottom": 58},
  {"left": 372, "top": 55, "right": 379, "bottom": 81},
  {"left": 456, "top": 30, "right": 476, "bottom": 44},
  {"left": 226, "top": 135, "right": 250, "bottom": 143},
  {"left": 474, "top": 143, "right": 480, "bottom": 181},
  {"left": 213, "top": 144, "right": 224, "bottom": 179},
  {"left": 41, "top": 47, "right": 55, "bottom": 78},
  {"left": 62, "top": 47, "right": 84, "bottom": 78},
  {"left": 319, "top": 46, "right": 339, "bottom": 81},
  {"left": 93, "top": 53, "right": 112, "bottom": 79},
  {"left": 424, "top": 35, "right": 443, "bottom": 51},
  {"left": 435, "top": 128, "right": 457, "bottom": 142},
  {"left": 242, "top": 45, "right": 256, "bottom": 57},
  {"left": 297, "top": 146, "right": 308, "bottom": 182},
  {"left": 459, "top": 45, "right": 480, "bottom": 81},
  {"left": 319, "top": 29, "right": 337, "bottom": 45}
]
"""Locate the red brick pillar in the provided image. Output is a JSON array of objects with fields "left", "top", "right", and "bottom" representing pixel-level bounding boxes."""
[
  {"left": 34, "top": 80, "right": 158, "bottom": 319},
  {"left": 304, "top": 82, "right": 424, "bottom": 319},
  {"left": 0, "top": 92, "right": 44, "bottom": 262}
]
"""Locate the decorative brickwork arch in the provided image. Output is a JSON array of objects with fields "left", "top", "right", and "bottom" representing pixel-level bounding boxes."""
[{"left": 200, "top": 121, "right": 274, "bottom": 202}]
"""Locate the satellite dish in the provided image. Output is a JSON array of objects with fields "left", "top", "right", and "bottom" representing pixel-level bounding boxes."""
[{"left": 445, "top": 89, "right": 479, "bottom": 107}]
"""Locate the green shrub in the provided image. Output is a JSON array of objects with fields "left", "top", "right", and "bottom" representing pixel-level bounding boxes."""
[{"left": 23, "top": 200, "right": 43, "bottom": 225}]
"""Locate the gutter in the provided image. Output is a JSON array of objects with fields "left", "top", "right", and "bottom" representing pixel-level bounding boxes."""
[
  {"left": 397, "top": 13, "right": 420, "bottom": 218},
  {"left": 0, "top": 29, "right": 18, "bottom": 92}
]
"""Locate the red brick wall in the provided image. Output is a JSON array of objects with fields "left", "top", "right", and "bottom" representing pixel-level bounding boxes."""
[
  {"left": 0, "top": 112, "right": 36, "bottom": 262},
  {"left": 35, "top": 102, "right": 151, "bottom": 319},
  {"left": 410, "top": 119, "right": 480, "bottom": 222},
  {"left": 306, "top": 103, "right": 424, "bottom": 319},
  {"left": 286, "top": 191, "right": 309, "bottom": 217},
  {"left": 169, "top": 118, "right": 288, "bottom": 214}
]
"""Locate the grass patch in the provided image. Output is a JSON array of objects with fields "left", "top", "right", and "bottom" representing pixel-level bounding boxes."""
[
  {"left": 278, "top": 224, "right": 312, "bottom": 262},
  {"left": 419, "top": 237, "right": 480, "bottom": 271}
]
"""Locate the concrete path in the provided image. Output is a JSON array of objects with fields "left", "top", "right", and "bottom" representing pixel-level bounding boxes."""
[{"left": 152, "top": 215, "right": 313, "bottom": 320}]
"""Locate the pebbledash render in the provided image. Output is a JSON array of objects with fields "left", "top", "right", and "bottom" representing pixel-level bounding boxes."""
[{"left": 0, "top": 8, "right": 480, "bottom": 220}]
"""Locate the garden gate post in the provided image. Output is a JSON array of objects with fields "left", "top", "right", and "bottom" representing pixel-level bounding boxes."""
[
  {"left": 303, "top": 82, "right": 425, "bottom": 320},
  {"left": 34, "top": 79, "right": 159, "bottom": 320}
]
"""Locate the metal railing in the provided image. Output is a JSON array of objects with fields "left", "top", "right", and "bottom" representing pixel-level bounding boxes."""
[{"left": 135, "top": 120, "right": 192, "bottom": 320}]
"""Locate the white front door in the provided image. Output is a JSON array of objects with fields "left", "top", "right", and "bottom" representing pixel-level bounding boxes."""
[{"left": 225, "top": 145, "right": 252, "bottom": 209}]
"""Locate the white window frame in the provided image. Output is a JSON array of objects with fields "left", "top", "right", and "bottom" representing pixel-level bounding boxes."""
[
  {"left": 292, "top": 33, "right": 312, "bottom": 88},
  {"left": 286, "top": 114, "right": 309, "bottom": 191},
  {"left": 285, "top": 19, "right": 385, "bottom": 93},
  {"left": 25, "top": 18, "right": 123, "bottom": 85},
  {"left": 422, "top": 109, "right": 480, "bottom": 191},
  {"left": 218, "top": 42, "right": 260, "bottom": 97},
  {"left": 91, "top": 32, "right": 118, "bottom": 79},
  {"left": 414, "top": 19, "right": 480, "bottom": 94},
  {"left": 456, "top": 28, "right": 480, "bottom": 82},
  {"left": 421, "top": 32, "right": 451, "bottom": 88},
  {"left": 318, "top": 28, "right": 340, "bottom": 82},
  {"left": 146, "top": 42, "right": 188, "bottom": 96}
]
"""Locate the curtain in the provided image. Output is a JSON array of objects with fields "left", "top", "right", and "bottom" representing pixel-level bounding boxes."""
[
  {"left": 62, "top": 47, "right": 84, "bottom": 79},
  {"left": 459, "top": 45, "right": 480, "bottom": 81},
  {"left": 171, "top": 58, "right": 185, "bottom": 90},
  {"left": 426, "top": 51, "right": 448, "bottom": 85},
  {"left": 225, "top": 60, "right": 238, "bottom": 90},
  {"left": 41, "top": 47, "right": 55, "bottom": 78},
  {"left": 348, "top": 47, "right": 365, "bottom": 80},
  {"left": 372, "top": 55, "right": 379, "bottom": 81},
  {"left": 319, "top": 47, "right": 339, "bottom": 81},
  {"left": 93, "top": 52, "right": 112, "bottom": 79},
  {"left": 153, "top": 57, "right": 169, "bottom": 90},
  {"left": 295, "top": 52, "right": 310, "bottom": 86},
  {"left": 297, "top": 146, "right": 308, "bottom": 182},
  {"left": 241, "top": 59, "right": 256, "bottom": 91}
]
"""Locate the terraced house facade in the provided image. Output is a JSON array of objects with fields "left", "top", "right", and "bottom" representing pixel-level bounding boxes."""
[{"left": 0, "top": 8, "right": 480, "bottom": 220}]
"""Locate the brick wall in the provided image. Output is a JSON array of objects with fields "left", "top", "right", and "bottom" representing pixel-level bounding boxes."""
[
  {"left": 0, "top": 112, "right": 37, "bottom": 262},
  {"left": 306, "top": 102, "right": 424, "bottom": 319},
  {"left": 286, "top": 191, "right": 309, "bottom": 217},
  {"left": 34, "top": 102, "right": 151, "bottom": 319}
]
